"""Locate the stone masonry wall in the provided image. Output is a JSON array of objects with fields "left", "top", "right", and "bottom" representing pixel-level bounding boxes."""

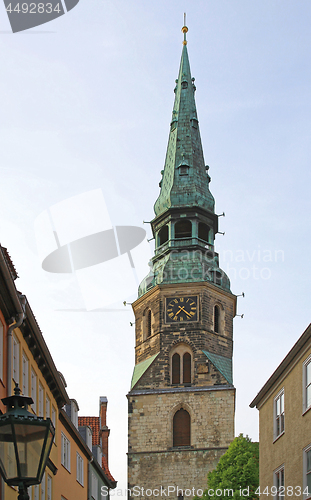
[{"left": 128, "top": 388, "right": 235, "bottom": 498}]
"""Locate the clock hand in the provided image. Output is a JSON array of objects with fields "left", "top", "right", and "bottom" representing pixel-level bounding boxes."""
[{"left": 178, "top": 306, "right": 192, "bottom": 318}]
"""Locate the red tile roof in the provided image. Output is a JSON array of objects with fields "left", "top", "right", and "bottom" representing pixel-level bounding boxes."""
[
  {"left": 78, "top": 416, "right": 100, "bottom": 446},
  {"left": 78, "top": 416, "right": 116, "bottom": 484}
]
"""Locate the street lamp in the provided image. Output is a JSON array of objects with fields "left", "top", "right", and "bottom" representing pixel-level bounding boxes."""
[{"left": 0, "top": 384, "right": 55, "bottom": 500}]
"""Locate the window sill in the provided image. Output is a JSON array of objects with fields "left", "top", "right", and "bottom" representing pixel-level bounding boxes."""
[
  {"left": 61, "top": 463, "right": 71, "bottom": 473},
  {"left": 302, "top": 405, "right": 311, "bottom": 417},
  {"left": 171, "top": 445, "right": 193, "bottom": 450},
  {"left": 273, "top": 431, "right": 285, "bottom": 444}
]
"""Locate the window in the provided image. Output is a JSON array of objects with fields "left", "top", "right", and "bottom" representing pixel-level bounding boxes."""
[
  {"left": 22, "top": 352, "right": 29, "bottom": 396},
  {"left": 175, "top": 220, "right": 192, "bottom": 239},
  {"left": 274, "top": 390, "right": 284, "bottom": 439},
  {"left": 303, "top": 444, "right": 311, "bottom": 499},
  {"left": 143, "top": 308, "right": 152, "bottom": 340},
  {"left": 45, "top": 395, "right": 50, "bottom": 419},
  {"left": 172, "top": 353, "right": 180, "bottom": 384},
  {"left": 171, "top": 346, "right": 192, "bottom": 385},
  {"left": 91, "top": 471, "right": 98, "bottom": 500},
  {"left": 0, "top": 322, "right": 3, "bottom": 382},
  {"left": 71, "top": 400, "right": 79, "bottom": 428},
  {"left": 303, "top": 355, "right": 311, "bottom": 413},
  {"left": 13, "top": 333, "right": 20, "bottom": 383},
  {"left": 61, "top": 432, "right": 71, "bottom": 471},
  {"left": 31, "top": 368, "right": 37, "bottom": 412},
  {"left": 34, "top": 484, "right": 39, "bottom": 500},
  {"left": 158, "top": 225, "right": 169, "bottom": 246},
  {"left": 51, "top": 406, "right": 56, "bottom": 428},
  {"left": 274, "top": 465, "right": 284, "bottom": 500},
  {"left": 173, "top": 408, "right": 190, "bottom": 447},
  {"left": 47, "top": 475, "right": 52, "bottom": 500},
  {"left": 147, "top": 310, "right": 152, "bottom": 338},
  {"left": 183, "top": 353, "right": 191, "bottom": 383},
  {"left": 214, "top": 305, "right": 220, "bottom": 333},
  {"left": 76, "top": 452, "right": 84, "bottom": 485},
  {"left": 38, "top": 382, "right": 44, "bottom": 417},
  {"left": 41, "top": 472, "right": 45, "bottom": 500}
]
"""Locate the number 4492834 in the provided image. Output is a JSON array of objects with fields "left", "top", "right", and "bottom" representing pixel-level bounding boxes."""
[{"left": 6, "top": 3, "right": 61, "bottom": 13}]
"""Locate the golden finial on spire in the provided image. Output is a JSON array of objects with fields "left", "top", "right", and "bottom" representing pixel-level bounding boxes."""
[{"left": 182, "top": 12, "right": 188, "bottom": 45}]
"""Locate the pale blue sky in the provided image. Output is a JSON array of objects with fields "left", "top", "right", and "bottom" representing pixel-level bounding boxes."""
[{"left": 0, "top": 0, "right": 311, "bottom": 493}]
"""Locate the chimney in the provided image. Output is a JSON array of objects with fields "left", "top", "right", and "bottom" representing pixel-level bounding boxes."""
[{"left": 99, "top": 396, "right": 110, "bottom": 465}]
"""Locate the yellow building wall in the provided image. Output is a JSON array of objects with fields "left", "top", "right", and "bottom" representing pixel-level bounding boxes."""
[
  {"left": 53, "top": 420, "right": 88, "bottom": 500},
  {"left": 259, "top": 343, "right": 311, "bottom": 491},
  {"left": 4, "top": 326, "right": 59, "bottom": 500}
]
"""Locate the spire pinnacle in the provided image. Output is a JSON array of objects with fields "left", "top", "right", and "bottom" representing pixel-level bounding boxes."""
[{"left": 182, "top": 13, "right": 188, "bottom": 45}]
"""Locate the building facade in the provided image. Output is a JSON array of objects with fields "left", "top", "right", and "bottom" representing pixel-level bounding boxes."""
[
  {"left": 0, "top": 244, "right": 116, "bottom": 500},
  {"left": 250, "top": 324, "right": 311, "bottom": 497},
  {"left": 127, "top": 27, "right": 236, "bottom": 497}
]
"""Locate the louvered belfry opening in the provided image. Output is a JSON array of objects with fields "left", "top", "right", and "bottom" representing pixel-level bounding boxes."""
[
  {"left": 175, "top": 220, "right": 192, "bottom": 239},
  {"left": 173, "top": 409, "right": 190, "bottom": 447},
  {"left": 172, "top": 353, "right": 180, "bottom": 384},
  {"left": 183, "top": 352, "right": 191, "bottom": 383}
]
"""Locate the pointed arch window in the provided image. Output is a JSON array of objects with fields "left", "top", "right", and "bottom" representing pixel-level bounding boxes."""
[
  {"left": 171, "top": 346, "right": 192, "bottom": 385},
  {"left": 175, "top": 220, "right": 192, "bottom": 239},
  {"left": 172, "top": 353, "right": 180, "bottom": 384},
  {"left": 214, "top": 305, "right": 220, "bottom": 333},
  {"left": 183, "top": 353, "right": 191, "bottom": 384},
  {"left": 173, "top": 409, "right": 190, "bottom": 447}
]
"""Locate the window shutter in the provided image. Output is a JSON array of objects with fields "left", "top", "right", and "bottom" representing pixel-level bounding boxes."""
[
  {"left": 172, "top": 353, "right": 180, "bottom": 384},
  {"left": 173, "top": 409, "right": 190, "bottom": 446},
  {"left": 183, "top": 353, "right": 191, "bottom": 383}
]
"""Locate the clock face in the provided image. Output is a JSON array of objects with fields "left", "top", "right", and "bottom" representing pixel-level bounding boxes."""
[{"left": 165, "top": 296, "right": 198, "bottom": 323}]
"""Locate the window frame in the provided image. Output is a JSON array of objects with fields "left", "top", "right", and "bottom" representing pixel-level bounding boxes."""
[
  {"left": 76, "top": 452, "right": 84, "bottom": 486},
  {"left": 47, "top": 474, "right": 52, "bottom": 500},
  {"left": 303, "top": 443, "right": 311, "bottom": 499},
  {"left": 45, "top": 394, "right": 50, "bottom": 419},
  {"left": 91, "top": 471, "right": 98, "bottom": 500},
  {"left": 31, "top": 368, "right": 37, "bottom": 413},
  {"left": 303, "top": 355, "right": 311, "bottom": 414},
  {"left": 273, "top": 389, "right": 285, "bottom": 441},
  {"left": 273, "top": 464, "right": 285, "bottom": 500},
  {"left": 38, "top": 382, "right": 44, "bottom": 417},
  {"left": 41, "top": 471, "right": 46, "bottom": 500},
  {"left": 173, "top": 408, "right": 191, "bottom": 447},
  {"left": 61, "top": 432, "right": 71, "bottom": 472},
  {"left": 13, "top": 333, "right": 20, "bottom": 384},
  {"left": 170, "top": 345, "right": 193, "bottom": 385},
  {"left": 22, "top": 351, "right": 29, "bottom": 396}
]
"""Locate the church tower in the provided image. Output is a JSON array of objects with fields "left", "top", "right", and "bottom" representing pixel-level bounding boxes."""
[{"left": 127, "top": 25, "right": 236, "bottom": 497}]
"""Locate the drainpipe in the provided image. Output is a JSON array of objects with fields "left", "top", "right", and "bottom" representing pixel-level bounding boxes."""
[
  {"left": 0, "top": 247, "right": 27, "bottom": 396},
  {"left": 7, "top": 295, "right": 26, "bottom": 396}
]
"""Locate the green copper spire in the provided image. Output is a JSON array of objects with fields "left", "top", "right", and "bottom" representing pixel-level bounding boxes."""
[
  {"left": 154, "top": 26, "right": 215, "bottom": 217},
  {"left": 138, "top": 26, "right": 231, "bottom": 297}
]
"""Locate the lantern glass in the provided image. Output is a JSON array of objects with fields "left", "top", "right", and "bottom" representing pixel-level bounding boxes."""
[{"left": 0, "top": 420, "right": 54, "bottom": 486}]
